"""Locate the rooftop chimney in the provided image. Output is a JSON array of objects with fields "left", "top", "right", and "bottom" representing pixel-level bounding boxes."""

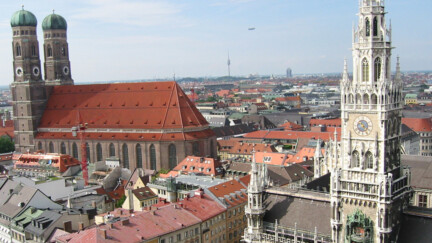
[
  {"left": 121, "top": 219, "right": 129, "bottom": 226},
  {"left": 78, "top": 222, "right": 84, "bottom": 231},
  {"left": 99, "top": 229, "right": 107, "bottom": 239}
]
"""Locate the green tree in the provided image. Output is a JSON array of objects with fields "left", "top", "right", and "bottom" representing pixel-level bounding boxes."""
[
  {"left": 0, "top": 137, "right": 14, "bottom": 153},
  {"left": 115, "top": 195, "right": 126, "bottom": 208}
]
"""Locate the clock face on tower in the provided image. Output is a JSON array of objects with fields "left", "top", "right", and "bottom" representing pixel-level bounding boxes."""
[{"left": 354, "top": 116, "right": 373, "bottom": 136}]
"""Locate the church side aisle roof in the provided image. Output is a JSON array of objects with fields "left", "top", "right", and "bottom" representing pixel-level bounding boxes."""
[{"left": 37, "top": 82, "right": 213, "bottom": 140}]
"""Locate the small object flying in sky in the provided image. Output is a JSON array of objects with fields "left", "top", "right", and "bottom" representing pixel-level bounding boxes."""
[{"left": 248, "top": 27, "right": 256, "bottom": 31}]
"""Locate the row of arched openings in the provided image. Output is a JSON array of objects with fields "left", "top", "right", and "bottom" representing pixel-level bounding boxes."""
[
  {"left": 39, "top": 142, "right": 176, "bottom": 170},
  {"left": 15, "top": 43, "right": 38, "bottom": 57},
  {"left": 361, "top": 57, "right": 383, "bottom": 82},
  {"left": 365, "top": 17, "right": 379, "bottom": 37},
  {"left": 46, "top": 45, "right": 68, "bottom": 57},
  {"left": 351, "top": 150, "right": 374, "bottom": 169}
]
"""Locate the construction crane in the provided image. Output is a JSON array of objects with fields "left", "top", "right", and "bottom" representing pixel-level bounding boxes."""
[
  {"left": 71, "top": 111, "right": 104, "bottom": 186},
  {"left": 72, "top": 119, "right": 89, "bottom": 186}
]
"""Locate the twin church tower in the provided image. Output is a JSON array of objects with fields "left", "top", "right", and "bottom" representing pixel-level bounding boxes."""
[{"left": 11, "top": 7, "right": 73, "bottom": 152}]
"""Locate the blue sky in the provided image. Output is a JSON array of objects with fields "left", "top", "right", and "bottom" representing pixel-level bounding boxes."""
[{"left": 0, "top": 0, "right": 431, "bottom": 85}]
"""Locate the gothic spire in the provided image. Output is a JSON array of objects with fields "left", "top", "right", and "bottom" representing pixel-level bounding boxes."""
[
  {"left": 342, "top": 59, "right": 349, "bottom": 82},
  {"left": 396, "top": 56, "right": 401, "bottom": 81}
]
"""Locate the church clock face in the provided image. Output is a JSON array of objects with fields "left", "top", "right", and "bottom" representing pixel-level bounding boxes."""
[
  {"left": 354, "top": 116, "right": 372, "bottom": 136},
  {"left": 16, "top": 67, "right": 23, "bottom": 77},
  {"left": 63, "top": 66, "right": 69, "bottom": 75}
]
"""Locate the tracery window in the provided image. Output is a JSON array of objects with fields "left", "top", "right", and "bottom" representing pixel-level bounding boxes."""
[
  {"left": 373, "top": 17, "right": 378, "bottom": 37},
  {"left": 150, "top": 144, "right": 157, "bottom": 170},
  {"left": 96, "top": 143, "right": 103, "bottom": 161},
  {"left": 49, "top": 142, "right": 54, "bottom": 153},
  {"left": 168, "top": 144, "right": 177, "bottom": 170},
  {"left": 85, "top": 143, "right": 90, "bottom": 162},
  {"left": 60, "top": 142, "right": 66, "bottom": 154},
  {"left": 351, "top": 150, "right": 360, "bottom": 168},
  {"left": 136, "top": 144, "right": 142, "bottom": 168},
  {"left": 365, "top": 152, "right": 373, "bottom": 169},
  {"left": 362, "top": 58, "right": 369, "bottom": 82},
  {"left": 72, "top": 143, "right": 78, "bottom": 159},
  {"left": 365, "top": 18, "right": 370, "bottom": 37},
  {"left": 374, "top": 57, "right": 381, "bottom": 81},
  {"left": 192, "top": 141, "right": 199, "bottom": 156},
  {"left": 122, "top": 144, "right": 129, "bottom": 169},
  {"left": 109, "top": 143, "right": 115, "bottom": 157}
]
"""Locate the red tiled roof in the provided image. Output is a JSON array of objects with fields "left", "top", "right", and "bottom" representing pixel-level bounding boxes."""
[
  {"left": 228, "top": 142, "right": 276, "bottom": 155},
  {"left": 0, "top": 152, "right": 12, "bottom": 162},
  {"left": 286, "top": 147, "right": 325, "bottom": 164},
  {"left": 0, "top": 126, "right": 14, "bottom": 138},
  {"left": 402, "top": 117, "right": 432, "bottom": 132},
  {"left": 279, "top": 121, "right": 303, "bottom": 131},
  {"left": 57, "top": 204, "right": 202, "bottom": 243},
  {"left": 238, "top": 174, "right": 250, "bottom": 187},
  {"left": 275, "top": 96, "right": 301, "bottom": 102},
  {"left": 13, "top": 153, "right": 80, "bottom": 173},
  {"left": 309, "top": 118, "right": 341, "bottom": 127},
  {"left": 161, "top": 156, "right": 222, "bottom": 177},
  {"left": 35, "top": 129, "right": 215, "bottom": 141},
  {"left": 215, "top": 90, "right": 231, "bottom": 97},
  {"left": 255, "top": 152, "right": 291, "bottom": 166},
  {"left": 38, "top": 82, "right": 210, "bottom": 132},
  {"left": 243, "top": 130, "right": 340, "bottom": 141},
  {"left": 207, "top": 178, "right": 248, "bottom": 208},
  {"left": 178, "top": 193, "right": 225, "bottom": 221}
]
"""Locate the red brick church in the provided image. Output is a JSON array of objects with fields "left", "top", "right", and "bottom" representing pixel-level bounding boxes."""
[{"left": 10, "top": 8, "right": 216, "bottom": 171}]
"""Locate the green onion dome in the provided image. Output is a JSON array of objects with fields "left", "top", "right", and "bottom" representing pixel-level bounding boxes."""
[
  {"left": 42, "top": 13, "right": 67, "bottom": 30},
  {"left": 11, "top": 9, "right": 37, "bottom": 27}
]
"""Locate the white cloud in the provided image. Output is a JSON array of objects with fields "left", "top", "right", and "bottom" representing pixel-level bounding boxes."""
[{"left": 71, "top": 0, "right": 187, "bottom": 27}]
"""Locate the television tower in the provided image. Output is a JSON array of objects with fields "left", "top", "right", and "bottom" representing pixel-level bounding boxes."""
[{"left": 227, "top": 51, "right": 231, "bottom": 77}]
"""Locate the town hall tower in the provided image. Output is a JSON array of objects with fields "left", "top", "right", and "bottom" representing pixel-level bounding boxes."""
[{"left": 330, "top": 0, "right": 411, "bottom": 242}]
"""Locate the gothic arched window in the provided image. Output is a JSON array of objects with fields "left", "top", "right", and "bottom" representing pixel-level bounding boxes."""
[
  {"left": 49, "top": 142, "right": 54, "bottom": 153},
  {"left": 85, "top": 143, "right": 90, "bottom": 162},
  {"left": 356, "top": 94, "right": 362, "bottom": 104},
  {"left": 136, "top": 144, "right": 142, "bottom": 168},
  {"left": 351, "top": 151, "right": 360, "bottom": 168},
  {"left": 371, "top": 94, "right": 378, "bottom": 104},
  {"left": 168, "top": 144, "right": 177, "bottom": 170},
  {"left": 38, "top": 142, "right": 42, "bottom": 151},
  {"left": 109, "top": 143, "right": 115, "bottom": 157},
  {"left": 192, "top": 141, "right": 199, "bottom": 156},
  {"left": 366, "top": 152, "right": 374, "bottom": 169},
  {"left": 365, "top": 18, "right": 371, "bottom": 37},
  {"left": 16, "top": 43, "right": 21, "bottom": 56},
  {"left": 122, "top": 143, "right": 129, "bottom": 169},
  {"left": 363, "top": 94, "right": 369, "bottom": 104},
  {"left": 362, "top": 58, "right": 369, "bottom": 82},
  {"left": 31, "top": 45, "right": 36, "bottom": 56},
  {"left": 47, "top": 45, "right": 52, "bottom": 57},
  {"left": 373, "top": 17, "right": 378, "bottom": 37},
  {"left": 96, "top": 143, "right": 103, "bottom": 161},
  {"left": 150, "top": 144, "right": 156, "bottom": 170},
  {"left": 374, "top": 57, "right": 382, "bottom": 81},
  {"left": 72, "top": 142, "right": 78, "bottom": 159},
  {"left": 60, "top": 142, "right": 66, "bottom": 154}
]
